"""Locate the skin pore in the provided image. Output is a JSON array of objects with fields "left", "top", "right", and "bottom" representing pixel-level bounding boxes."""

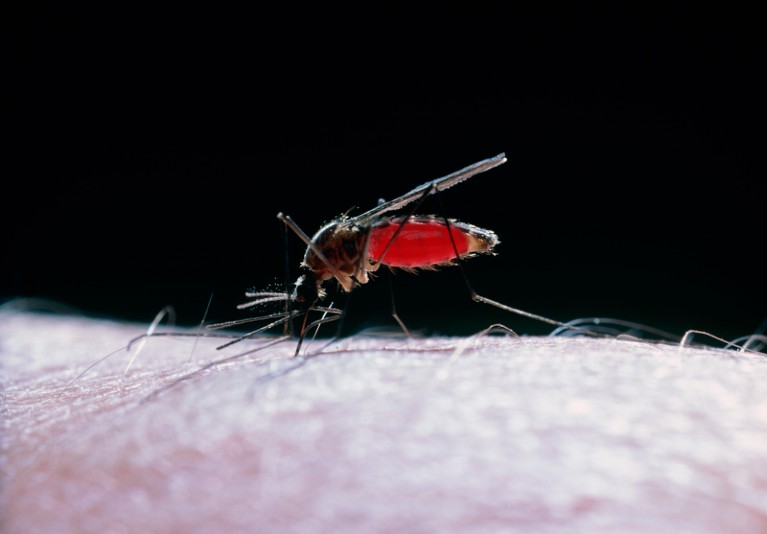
[{"left": 2, "top": 310, "right": 767, "bottom": 533}]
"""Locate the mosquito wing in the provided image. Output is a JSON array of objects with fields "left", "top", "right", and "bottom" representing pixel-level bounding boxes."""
[{"left": 349, "top": 152, "right": 507, "bottom": 227}]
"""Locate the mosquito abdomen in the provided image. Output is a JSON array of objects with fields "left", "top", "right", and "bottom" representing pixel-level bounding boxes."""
[{"left": 367, "top": 216, "right": 499, "bottom": 269}]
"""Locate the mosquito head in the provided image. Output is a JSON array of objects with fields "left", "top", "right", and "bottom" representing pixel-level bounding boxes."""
[
  {"left": 301, "top": 218, "right": 368, "bottom": 293},
  {"left": 290, "top": 270, "right": 325, "bottom": 312}
]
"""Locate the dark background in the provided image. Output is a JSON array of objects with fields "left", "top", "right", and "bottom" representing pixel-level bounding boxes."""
[{"left": 5, "top": 7, "right": 764, "bottom": 341}]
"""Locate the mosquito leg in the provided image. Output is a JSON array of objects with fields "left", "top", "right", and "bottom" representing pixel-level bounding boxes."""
[
  {"left": 452, "top": 230, "right": 600, "bottom": 336},
  {"left": 388, "top": 273, "right": 413, "bottom": 337},
  {"left": 470, "top": 290, "right": 598, "bottom": 334},
  {"left": 330, "top": 290, "right": 351, "bottom": 344},
  {"left": 372, "top": 183, "right": 439, "bottom": 337},
  {"left": 294, "top": 307, "right": 314, "bottom": 356},
  {"left": 433, "top": 199, "right": 602, "bottom": 337},
  {"left": 294, "top": 305, "right": 344, "bottom": 356},
  {"left": 372, "top": 183, "right": 437, "bottom": 268}
]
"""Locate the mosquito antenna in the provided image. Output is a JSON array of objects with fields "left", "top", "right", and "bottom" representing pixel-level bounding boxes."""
[
  {"left": 237, "top": 293, "right": 291, "bottom": 309},
  {"left": 208, "top": 310, "right": 296, "bottom": 331},
  {"left": 213, "top": 312, "right": 297, "bottom": 350}
]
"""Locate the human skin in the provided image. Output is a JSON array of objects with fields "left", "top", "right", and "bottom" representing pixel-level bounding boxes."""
[{"left": 2, "top": 311, "right": 767, "bottom": 533}]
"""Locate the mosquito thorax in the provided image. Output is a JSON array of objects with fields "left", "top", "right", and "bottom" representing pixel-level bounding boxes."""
[{"left": 302, "top": 216, "right": 369, "bottom": 292}]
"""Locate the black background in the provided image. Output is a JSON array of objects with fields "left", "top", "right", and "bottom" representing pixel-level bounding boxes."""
[{"left": 5, "top": 7, "right": 764, "bottom": 340}]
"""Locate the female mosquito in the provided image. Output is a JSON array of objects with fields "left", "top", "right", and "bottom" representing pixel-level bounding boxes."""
[
  {"left": 62, "top": 153, "right": 765, "bottom": 392},
  {"left": 209, "top": 152, "right": 575, "bottom": 354}
]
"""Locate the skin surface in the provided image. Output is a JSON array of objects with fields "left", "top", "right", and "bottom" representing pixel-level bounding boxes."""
[{"left": 2, "top": 311, "right": 767, "bottom": 533}]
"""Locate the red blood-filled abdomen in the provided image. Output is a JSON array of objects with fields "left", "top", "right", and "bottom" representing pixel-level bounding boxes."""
[{"left": 366, "top": 216, "right": 498, "bottom": 268}]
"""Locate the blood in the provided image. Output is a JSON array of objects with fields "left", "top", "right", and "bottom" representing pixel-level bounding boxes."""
[{"left": 367, "top": 217, "right": 473, "bottom": 268}]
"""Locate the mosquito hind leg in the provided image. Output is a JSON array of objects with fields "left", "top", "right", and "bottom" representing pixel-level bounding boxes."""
[{"left": 431, "top": 201, "right": 601, "bottom": 337}]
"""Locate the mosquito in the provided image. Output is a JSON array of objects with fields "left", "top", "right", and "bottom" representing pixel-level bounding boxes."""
[
  {"left": 208, "top": 152, "right": 582, "bottom": 354},
  {"left": 61, "top": 154, "right": 766, "bottom": 393}
]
